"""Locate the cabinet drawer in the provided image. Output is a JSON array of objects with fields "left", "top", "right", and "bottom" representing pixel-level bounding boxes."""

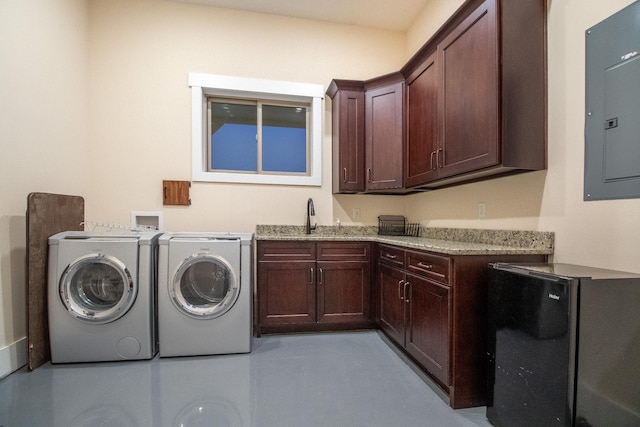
[
  {"left": 317, "top": 242, "right": 370, "bottom": 261},
  {"left": 378, "top": 244, "right": 405, "bottom": 268},
  {"left": 406, "top": 250, "right": 451, "bottom": 285},
  {"left": 258, "top": 241, "right": 315, "bottom": 261}
]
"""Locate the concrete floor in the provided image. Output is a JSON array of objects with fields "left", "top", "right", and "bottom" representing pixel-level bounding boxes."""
[{"left": 0, "top": 331, "right": 492, "bottom": 426}]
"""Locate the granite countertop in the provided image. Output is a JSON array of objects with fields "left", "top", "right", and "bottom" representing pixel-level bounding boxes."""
[{"left": 255, "top": 225, "right": 554, "bottom": 256}]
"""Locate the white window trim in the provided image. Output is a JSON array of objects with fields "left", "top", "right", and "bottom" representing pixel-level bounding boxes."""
[{"left": 189, "top": 72, "right": 323, "bottom": 186}]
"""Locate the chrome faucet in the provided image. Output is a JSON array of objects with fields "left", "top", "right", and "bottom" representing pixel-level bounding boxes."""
[{"left": 306, "top": 198, "right": 317, "bottom": 234}]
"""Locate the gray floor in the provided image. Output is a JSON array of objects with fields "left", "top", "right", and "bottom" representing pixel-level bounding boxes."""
[{"left": 0, "top": 331, "right": 492, "bottom": 427}]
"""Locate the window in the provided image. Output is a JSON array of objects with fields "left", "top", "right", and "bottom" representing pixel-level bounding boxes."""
[
  {"left": 190, "top": 73, "right": 323, "bottom": 186},
  {"left": 209, "top": 100, "right": 308, "bottom": 174}
]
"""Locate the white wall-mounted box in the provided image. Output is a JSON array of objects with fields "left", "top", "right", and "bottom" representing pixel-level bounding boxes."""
[{"left": 131, "top": 211, "right": 164, "bottom": 231}]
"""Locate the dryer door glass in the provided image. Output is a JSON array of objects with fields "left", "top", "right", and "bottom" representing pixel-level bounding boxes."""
[
  {"left": 60, "top": 254, "right": 136, "bottom": 324},
  {"left": 172, "top": 255, "right": 239, "bottom": 319}
]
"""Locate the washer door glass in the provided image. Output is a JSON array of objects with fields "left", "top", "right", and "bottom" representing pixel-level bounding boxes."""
[
  {"left": 171, "top": 255, "right": 239, "bottom": 319},
  {"left": 60, "top": 254, "right": 136, "bottom": 324}
]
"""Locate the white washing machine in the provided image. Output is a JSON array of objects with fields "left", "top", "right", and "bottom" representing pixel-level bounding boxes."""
[
  {"left": 48, "top": 231, "right": 161, "bottom": 363},
  {"left": 157, "top": 232, "right": 253, "bottom": 357}
]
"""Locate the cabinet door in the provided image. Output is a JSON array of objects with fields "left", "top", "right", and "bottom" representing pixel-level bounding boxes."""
[
  {"left": 257, "top": 261, "right": 316, "bottom": 326},
  {"left": 405, "top": 51, "right": 439, "bottom": 187},
  {"left": 379, "top": 263, "right": 406, "bottom": 346},
  {"left": 332, "top": 89, "right": 365, "bottom": 193},
  {"left": 437, "top": 0, "right": 498, "bottom": 178},
  {"left": 365, "top": 81, "right": 404, "bottom": 190},
  {"left": 317, "top": 261, "right": 370, "bottom": 324},
  {"left": 405, "top": 273, "right": 451, "bottom": 387}
]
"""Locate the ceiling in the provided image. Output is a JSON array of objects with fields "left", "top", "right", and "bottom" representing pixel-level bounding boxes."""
[{"left": 170, "top": 0, "right": 433, "bottom": 31}]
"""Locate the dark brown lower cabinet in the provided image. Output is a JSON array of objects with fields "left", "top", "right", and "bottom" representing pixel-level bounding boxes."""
[
  {"left": 377, "top": 244, "right": 546, "bottom": 409},
  {"left": 379, "top": 249, "right": 451, "bottom": 389},
  {"left": 256, "top": 239, "right": 547, "bottom": 409},
  {"left": 257, "top": 241, "right": 373, "bottom": 335},
  {"left": 317, "top": 260, "right": 371, "bottom": 324},
  {"left": 405, "top": 272, "right": 450, "bottom": 387},
  {"left": 258, "top": 260, "right": 317, "bottom": 328},
  {"left": 379, "top": 263, "right": 405, "bottom": 344}
]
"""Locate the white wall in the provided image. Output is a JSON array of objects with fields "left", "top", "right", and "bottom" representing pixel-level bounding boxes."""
[
  {"left": 85, "top": 0, "right": 407, "bottom": 232},
  {"left": 406, "top": 0, "right": 464, "bottom": 57},
  {"left": 403, "top": 0, "right": 640, "bottom": 274},
  {"left": 0, "top": 0, "right": 89, "bottom": 374}
]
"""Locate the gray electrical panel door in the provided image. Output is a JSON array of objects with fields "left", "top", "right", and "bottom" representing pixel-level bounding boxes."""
[{"left": 585, "top": 1, "right": 640, "bottom": 201}]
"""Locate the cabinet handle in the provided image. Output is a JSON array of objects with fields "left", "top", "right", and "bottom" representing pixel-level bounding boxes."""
[
  {"left": 404, "top": 281, "right": 410, "bottom": 303},
  {"left": 367, "top": 168, "right": 372, "bottom": 183},
  {"left": 417, "top": 262, "right": 433, "bottom": 270},
  {"left": 398, "top": 279, "right": 405, "bottom": 300},
  {"left": 385, "top": 253, "right": 397, "bottom": 260},
  {"left": 436, "top": 148, "right": 443, "bottom": 169},
  {"left": 318, "top": 267, "right": 323, "bottom": 285},
  {"left": 343, "top": 168, "right": 347, "bottom": 183},
  {"left": 310, "top": 268, "right": 314, "bottom": 284},
  {"left": 430, "top": 151, "right": 437, "bottom": 171}
]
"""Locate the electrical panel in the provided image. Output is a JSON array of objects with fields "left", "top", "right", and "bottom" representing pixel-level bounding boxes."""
[{"left": 585, "top": 1, "right": 640, "bottom": 200}]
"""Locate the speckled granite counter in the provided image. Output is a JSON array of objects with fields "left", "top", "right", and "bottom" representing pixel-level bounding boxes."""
[{"left": 255, "top": 225, "right": 554, "bottom": 256}]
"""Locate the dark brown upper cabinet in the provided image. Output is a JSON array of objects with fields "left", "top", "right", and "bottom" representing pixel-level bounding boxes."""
[
  {"left": 364, "top": 73, "right": 405, "bottom": 192},
  {"left": 326, "top": 80, "right": 366, "bottom": 193},
  {"left": 405, "top": 52, "right": 439, "bottom": 187},
  {"left": 329, "top": 0, "right": 546, "bottom": 193},
  {"left": 327, "top": 74, "right": 406, "bottom": 194},
  {"left": 402, "top": 0, "right": 546, "bottom": 189},
  {"left": 436, "top": 1, "right": 499, "bottom": 179}
]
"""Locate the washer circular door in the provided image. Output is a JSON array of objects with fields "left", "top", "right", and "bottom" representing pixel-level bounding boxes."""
[
  {"left": 59, "top": 253, "right": 136, "bottom": 324},
  {"left": 171, "top": 254, "right": 239, "bottom": 319}
]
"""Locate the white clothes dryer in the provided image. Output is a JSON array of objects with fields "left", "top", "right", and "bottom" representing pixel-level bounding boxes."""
[
  {"left": 48, "top": 231, "right": 161, "bottom": 363},
  {"left": 157, "top": 232, "right": 253, "bottom": 357}
]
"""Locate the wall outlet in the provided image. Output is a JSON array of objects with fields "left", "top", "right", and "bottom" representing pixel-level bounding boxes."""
[
  {"left": 478, "top": 202, "right": 487, "bottom": 219},
  {"left": 352, "top": 208, "right": 361, "bottom": 221}
]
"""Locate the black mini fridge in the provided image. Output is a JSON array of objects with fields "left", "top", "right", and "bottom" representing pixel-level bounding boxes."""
[{"left": 486, "top": 263, "right": 640, "bottom": 427}]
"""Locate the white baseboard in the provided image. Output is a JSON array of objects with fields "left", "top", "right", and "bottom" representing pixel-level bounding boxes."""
[{"left": 0, "top": 337, "right": 28, "bottom": 380}]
